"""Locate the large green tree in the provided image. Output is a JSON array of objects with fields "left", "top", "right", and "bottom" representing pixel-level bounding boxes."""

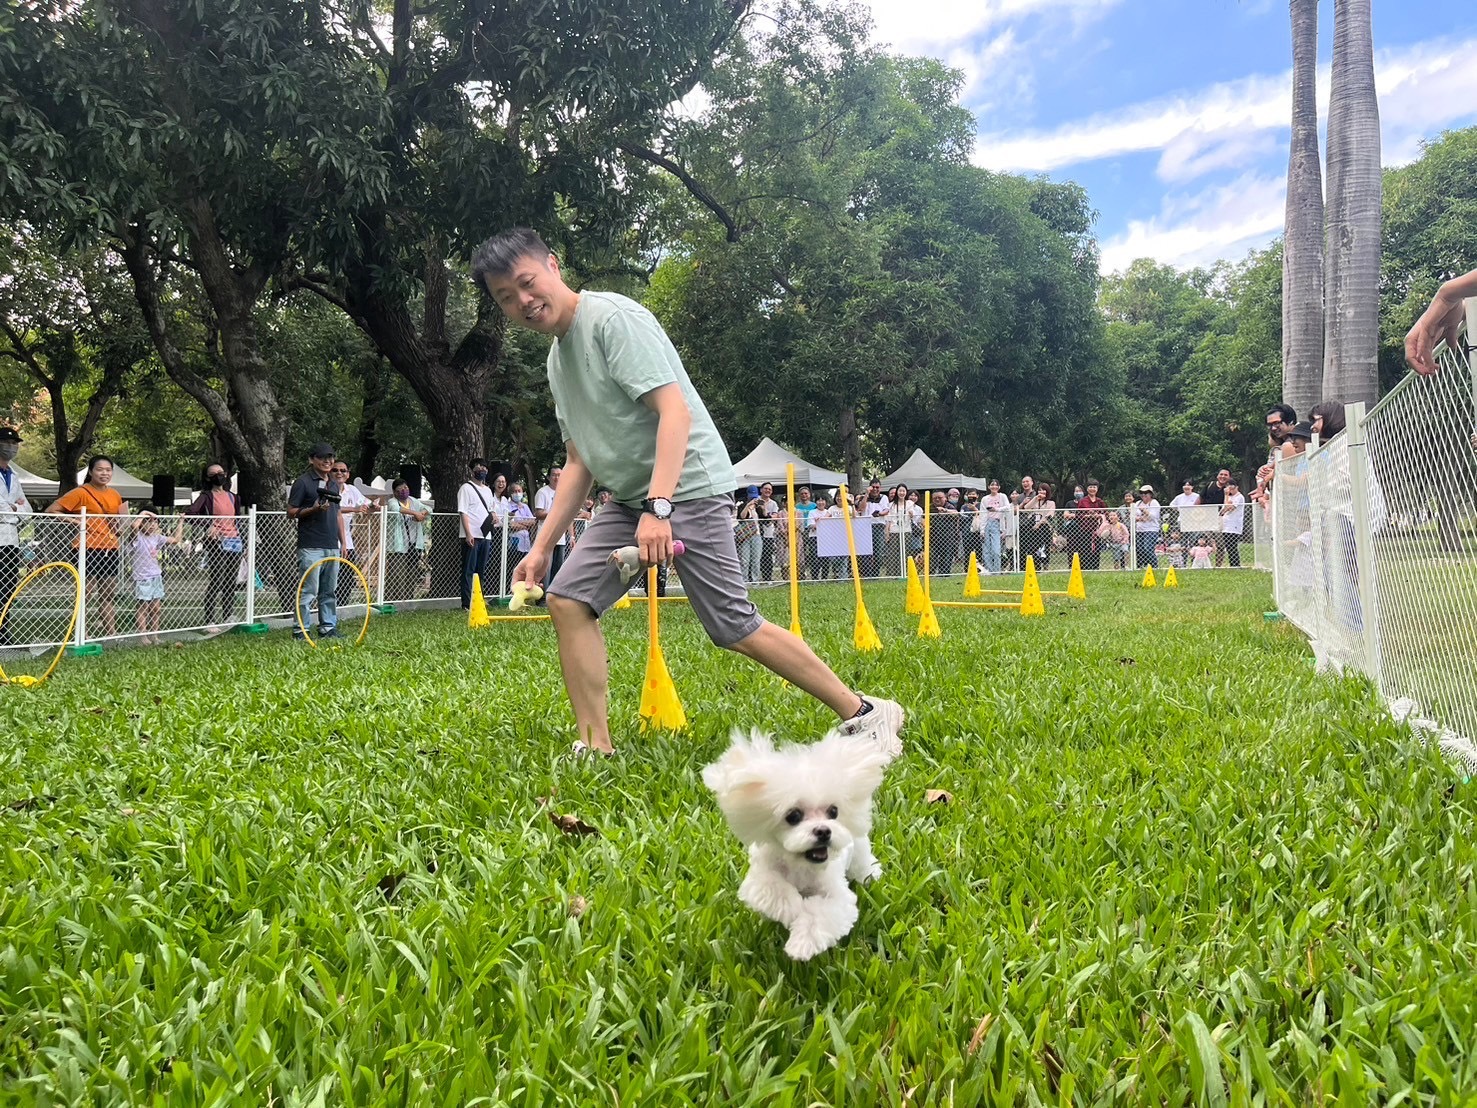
[
  {"left": 0, "top": 0, "right": 751, "bottom": 504},
  {"left": 636, "top": 1, "right": 1105, "bottom": 489}
]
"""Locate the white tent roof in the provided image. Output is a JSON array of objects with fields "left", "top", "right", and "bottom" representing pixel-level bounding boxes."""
[
  {"left": 877, "top": 449, "right": 972, "bottom": 491},
  {"left": 732, "top": 437, "right": 846, "bottom": 488},
  {"left": 11, "top": 462, "right": 59, "bottom": 501},
  {"left": 75, "top": 463, "right": 155, "bottom": 501}
]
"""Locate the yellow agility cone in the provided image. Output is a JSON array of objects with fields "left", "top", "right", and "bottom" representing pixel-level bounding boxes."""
[
  {"left": 1140, "top": 566, "right": 1158, "bottom": 588},
  {"left": 1163, "top": 565, "right": 1179, "bottom": 588},
  {"left": 917, "top": 592, "right": 942, "bottom": 638},
  {"left": 639, "top": 567, "right": 686, "bottom": 732},
  {"left": 854, "top": 603, "right": 883, "bottom": 652},
  {"left": 905, "top": 556, "right": 926, "bottom": 614},
  {"left": 468, "top": 574, "right": 491, "bottom": 628},
  {"left": 1067, "top": 553, "right": 1087, "bottom": 600},
  {"left": 963, "top": 552, "right": 983, "bottom": 598},
  {"left": 838, "top": 482, "right": 883, "bottom": 653},
  {"left": 1019, "top": 556, "right": 1046, "bottom": 617}
]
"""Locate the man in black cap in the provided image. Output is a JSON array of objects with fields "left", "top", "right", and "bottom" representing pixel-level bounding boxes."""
[
  {"left": 0, "top": 427, "right": 31, "bottom": 640},
  {"left": 285, "top": 442, "right": 345, "bottom": 639}
]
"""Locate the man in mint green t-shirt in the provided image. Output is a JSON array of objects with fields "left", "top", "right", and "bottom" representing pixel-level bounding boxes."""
[{"left": 471, "top": 228, "right": 904, "bottom": 758}]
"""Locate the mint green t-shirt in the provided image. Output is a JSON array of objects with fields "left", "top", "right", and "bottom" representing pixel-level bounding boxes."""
[{"left": 547, "top": 292, "right": 736, "bottom": 505}]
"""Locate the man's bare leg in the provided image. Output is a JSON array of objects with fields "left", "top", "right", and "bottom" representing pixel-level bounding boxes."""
[
  {"left": 547, "top": 594, "right": 613, "bottom": 753},
  {"left": 727, "top": 621, "right": 864, "bottom": 720}
]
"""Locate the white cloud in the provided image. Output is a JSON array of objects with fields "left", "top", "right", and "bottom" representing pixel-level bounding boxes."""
[
  {"left": 1098, "top": 173, "right": 1287, "bottom": 274},
  {"left": 974, "top": 35, "right": 1477, "bottom": 181},
  {"left": 864, "top": 0, "right": 1118, "bottom": 56}
]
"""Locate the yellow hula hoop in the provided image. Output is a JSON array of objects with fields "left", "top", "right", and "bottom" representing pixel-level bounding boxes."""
[
  {"left": 0, "top": 561, "right": 83, "bottom": 688},
  {"left": 295, "top": 556, "right": 371, "bottom": 647}
]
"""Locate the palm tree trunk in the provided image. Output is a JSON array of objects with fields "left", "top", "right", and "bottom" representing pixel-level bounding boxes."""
[
  {"left": 1282, "top": 0, "right": 1324, "bottom": 419},
  {"left": 1322, "top": 0, "right": 1382, "bottom": 408}
]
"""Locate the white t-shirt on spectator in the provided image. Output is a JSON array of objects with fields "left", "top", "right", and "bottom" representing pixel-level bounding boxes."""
[
  {"left": 339, "top": 485, "right": 370, "bottom": 552},
  {"left": 535, "top": 484, "right": 566, "bottom": 546},
  {"left": 1169, "top": 493, "right": 1199, "bottom": 509},
  {"left": 1221, "top": 492, "right": 1246, "bottom": 534},
  {"left": 458, "top": 481, "right": 493, "bottom": 541},
  {"left": 1133, "top": 499, "right": 1161, "bottom": 533}
]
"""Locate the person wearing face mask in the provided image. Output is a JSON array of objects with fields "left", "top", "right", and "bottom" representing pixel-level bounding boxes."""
[
  {"left": 185, "top": 463, "right": 245, "bottom": 632},
  {"left": 505, "top": 482, "right": 539, "bottom": 583},
  {"left": 0, "top": 428, "right": 32, "bottom": 642},
  {"left": 384, "top": 478, "right": 430, "bottom": 601},
  {"left": 457, "top": 458, "right": 497, "bottom": 609}
]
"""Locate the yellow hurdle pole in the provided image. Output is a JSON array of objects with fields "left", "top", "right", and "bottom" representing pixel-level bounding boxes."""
[
  {"left": 973, "top": 588, "right": 1074, "bottom": 597},
  {"left": 922, "top": 489, "right": 931, "bottom": 598},
  {"left": 647, "top": 565, "right": 659, "bottom": 645},
  {"left": 839, "top": 484, "right": 865, "bottom": 607},
  {"left": 786, "top": 462, "right": 801, "bottom": 636},
  {"left": 931, "top": 601, "right": 1029, "bottom": 609}
]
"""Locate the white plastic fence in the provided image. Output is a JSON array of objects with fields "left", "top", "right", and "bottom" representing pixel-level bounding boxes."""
[{"left": 1271, "top": 303, "right": 1477, "bottom": 770}]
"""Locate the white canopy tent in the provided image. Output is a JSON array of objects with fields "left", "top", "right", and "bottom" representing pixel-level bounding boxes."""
[
  {"left": 10, "top": 462, "right": 59, "bottom": 502},
  {"left": 75, "top": 462, "right": 155, "bottom": 501},
  {"left": 732, "top": 437, "right": 846, "bottom": 489},
  {"left": 877, "top": 449, "right": 973, "bottom": 492}
]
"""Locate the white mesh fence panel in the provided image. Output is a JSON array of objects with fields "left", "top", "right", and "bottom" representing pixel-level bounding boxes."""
[
  {"left": 1271, "top": 449, "right": 1318, "bottom": 638},
  {"left": 0, "top": 515, "right": 86, "bottom": 664},
  {"left": 1361, "top": 332, "right": 1477, "bottom": 754}
]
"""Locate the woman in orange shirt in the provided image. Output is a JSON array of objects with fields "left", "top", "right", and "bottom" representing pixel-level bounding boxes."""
[{"left": 46, "top": 455, "right": 127, "bottom": 637}]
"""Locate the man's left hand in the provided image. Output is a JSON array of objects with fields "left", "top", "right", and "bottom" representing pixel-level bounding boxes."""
[{"left": 637, "top": 511, "right": 673, "bottom": 566}]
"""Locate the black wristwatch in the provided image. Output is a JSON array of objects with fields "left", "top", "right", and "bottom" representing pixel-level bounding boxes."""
[{"left": 641, "top": 496, "right": 674, "bottom": 520}]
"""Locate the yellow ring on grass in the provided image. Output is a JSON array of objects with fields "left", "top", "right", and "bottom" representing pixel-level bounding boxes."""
[
  {"left": 0, "top": 561, "right": 83, "bottom": 689},
  {"left": 295, "top": 556, "right": 371, "bottom": 648}
]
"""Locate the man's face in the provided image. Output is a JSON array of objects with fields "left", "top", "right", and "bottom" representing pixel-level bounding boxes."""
[
  {"left": 1217, "top": 469, "right": 1230, "bottom": 487},
  {"left": 761, "top": 483, "right": 773, "bottom": 500},
  {"left": 484, "top": 253, "right": 570, "bottom": 334},
  {"left": 799, "top": 488, "right": 811, "bottom": 502},
  {"left": 332, "top": 463, "right": 350, "bottom": 484},
  {"left": 549, "top": 467, "right": 562, "bottom": 488},
  {"left": 1021, "top": 477, "right": 1034, "bottom": 491},
  {"left": 311, "top": 454, "right": 334, "bottom": 476},
  {"left": 869, "top": 482, "right": 882, "bottom": 499},
  {"left": 1183, "top": 482, "right": 1194, "bottom": 496},
  {"left": 1265, "top": 412, "right": 1289, "bottom": 444},
  {"left": 599, "top": 490, "right": 611, "bottom": 503}
]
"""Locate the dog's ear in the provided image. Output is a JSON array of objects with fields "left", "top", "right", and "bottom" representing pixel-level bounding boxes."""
[{"left": 700, "top": 729, "right": 775, "bottom": 796}]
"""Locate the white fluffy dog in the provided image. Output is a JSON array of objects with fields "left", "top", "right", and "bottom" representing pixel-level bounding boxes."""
[{"left": 701, "top": 728, "right": 899, "bottom": 960}]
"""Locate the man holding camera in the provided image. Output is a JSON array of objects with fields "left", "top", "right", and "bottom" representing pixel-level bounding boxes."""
[
  {"left": 457, "top": 458, "right": 497, "bottom": 609},
  {"left": 286, "top": 442, "right": 346, "bottom": 639}
]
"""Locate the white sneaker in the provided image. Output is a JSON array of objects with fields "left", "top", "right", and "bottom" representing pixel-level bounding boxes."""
[{"left": 838, "top": 696, "right": 905, "bottom": 761}]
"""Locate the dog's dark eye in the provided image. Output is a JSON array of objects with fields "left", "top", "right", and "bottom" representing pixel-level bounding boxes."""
[
  {"left": 826, "top": 805, "right": 839, "bottom": 819},
  {"left": 784, "top": 809, "right": 803, "bottom": 826}
]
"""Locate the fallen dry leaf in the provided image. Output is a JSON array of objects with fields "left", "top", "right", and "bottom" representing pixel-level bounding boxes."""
[
  {"left": 568, "top": 895, "right": 588, "bottom": 918},
  {"left": 966, "top": 1013, "right": 994, "bottom": 1057},
  {"left": 119, "top": 807, "right": 138, "bottom": 817},
  {"left": 549, "top": 812, "right": 600, "bottom": 837},
  {"left": 925, "top": 789, "right": 953, "bottom": 805}
]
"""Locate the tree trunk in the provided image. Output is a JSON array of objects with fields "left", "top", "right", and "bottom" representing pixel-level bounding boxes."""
[
  {"left": 1282, "top": 0, "right": 1324, "bottom": 419},
  {"left": 119, "top": 225, "right": 291, "bottom": 510},
  {"left": 355, "top": 359, "right": 386, "bottom": 480},
  {"left": 839, "top": 405, "right": 862, "bottom": 493},
  {"left": 1322, "top": 0, "right": 1382, "bottom": 408}
]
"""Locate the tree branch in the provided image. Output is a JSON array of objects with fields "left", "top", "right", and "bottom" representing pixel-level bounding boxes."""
[{"left": 620, "top": 141, "right": 741, "bottom": 243}]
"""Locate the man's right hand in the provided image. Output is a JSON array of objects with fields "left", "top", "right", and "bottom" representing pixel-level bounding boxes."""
[
  {"left": 514, "top": 549, "right": 549, "bottom": 589},
  {"left": 465, "top": 535, "right": 475, "bottom": 547}
]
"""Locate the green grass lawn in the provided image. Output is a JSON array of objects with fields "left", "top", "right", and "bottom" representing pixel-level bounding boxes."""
[{"left": 3, "top": 573, "right": 1475, "bottom": 1105}]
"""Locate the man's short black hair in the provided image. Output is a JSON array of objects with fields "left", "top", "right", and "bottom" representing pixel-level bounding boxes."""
[
  {"left": 1266, "top": 403, "right": 1297, "bottom": 424},
  {"left": 470, "top": 228, "right": 553, "bottom": 286}
]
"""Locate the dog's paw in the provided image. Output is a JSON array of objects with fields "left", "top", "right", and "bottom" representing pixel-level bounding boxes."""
[
  {"left": 850, "top": 858, "right": 883, "bottom": 884},
  {"left": 784, "top": 929, "right": 834, "bottom": 961}
]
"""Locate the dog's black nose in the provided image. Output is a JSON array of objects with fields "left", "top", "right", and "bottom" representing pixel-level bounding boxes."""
[{"left": 813, "top": 826, "right": 831, "bottom": 843}]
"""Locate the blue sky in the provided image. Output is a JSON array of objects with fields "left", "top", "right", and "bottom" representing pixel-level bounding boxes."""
[{"left": 859, "top": 0, "right": 1477, "bottom": 273}]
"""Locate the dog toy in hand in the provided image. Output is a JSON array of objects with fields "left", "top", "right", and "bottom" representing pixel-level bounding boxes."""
[
  {"left": 702, "top": 728, "right": 895, "bottom": 961},
  {"left": 509, "top": 580, "right": 544, "bottom": 611},
  {"left": 610, "top": 540, "right": 685, "bottom": 583}
]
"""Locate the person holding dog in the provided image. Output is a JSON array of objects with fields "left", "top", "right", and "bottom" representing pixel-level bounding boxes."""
[{"left": 471, "top": 227, "right": 905, "bottom": 757}]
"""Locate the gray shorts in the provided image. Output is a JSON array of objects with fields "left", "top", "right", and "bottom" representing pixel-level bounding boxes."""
[{"left": 548, "top": 496, "right": 763, "bottom": 647}]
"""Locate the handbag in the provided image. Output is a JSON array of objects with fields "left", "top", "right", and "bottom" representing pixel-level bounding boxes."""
[{"left": 471, "top": 484, "right": 496, "bottom": 537}]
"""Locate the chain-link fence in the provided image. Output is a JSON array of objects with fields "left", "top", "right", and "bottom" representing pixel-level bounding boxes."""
[{"left": 1271, "top": 303, "right": 1477, "bottom": 768}]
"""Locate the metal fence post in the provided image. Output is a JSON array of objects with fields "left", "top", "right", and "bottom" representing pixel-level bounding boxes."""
[
  {"left": 75, "top": 507, "right": 88, "bottom": 646},
  {"left": 498, "top": 513, "right": 510, "bottom": 600},
  {"left": 244, "top": 506, "right": 257, "bottom": 626},
  {"left": 1344, "top": 401, "right": 1384, "bottom": 688},
  {"left": 375, "top": 503, "right": 388, "bottom": 606}
]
